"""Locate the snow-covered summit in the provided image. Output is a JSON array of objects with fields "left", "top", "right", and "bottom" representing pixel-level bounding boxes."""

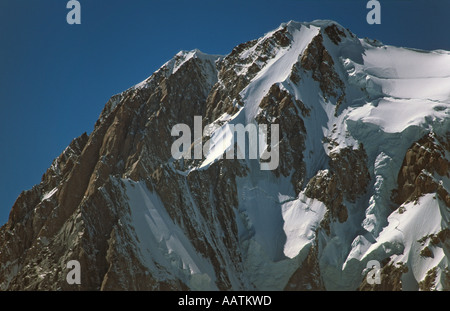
[
  {"left": 166, "top": 49, "right": 224, "bottom": 76},
  {"left": 132, "top": 49, "right": 223, "bottom": 90}
]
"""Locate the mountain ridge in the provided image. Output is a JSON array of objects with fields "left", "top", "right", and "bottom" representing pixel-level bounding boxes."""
[{"left": 1, "top": 20, "right": 449, "bottom": 291}]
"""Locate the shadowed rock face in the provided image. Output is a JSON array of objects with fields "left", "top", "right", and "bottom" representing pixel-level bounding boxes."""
[
  {"left": 301, "top": 32, "right": 345, "bottom": 101},
  {"left": 305, "top": 145, "right": 370, "bottom": 231},
  {"left": 256, "top": 84, "right": 310, "bottom": 193},
  {"left": 0, "top": 49, "right": 226, "bottom": 290},
  {"left": 1, "top": 20, "right": 449, "bottom": 291},
  {"left": 284, "top": 245, "right": 325, "bottom": 291},
  {"left": 392, "top": 133, "right": 450, "bottom": 208},
  {"left": 359, "top": 261, "right": 409, "bottom": 291},
  {"left": 0, "top": 44, "right": 253, "bottom": 290}
]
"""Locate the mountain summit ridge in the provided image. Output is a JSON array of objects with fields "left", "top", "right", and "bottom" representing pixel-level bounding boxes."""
[{"left": 1, "top": 20, "right": 449, "bottom": 291}]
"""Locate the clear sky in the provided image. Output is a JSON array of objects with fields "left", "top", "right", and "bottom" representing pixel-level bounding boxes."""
[{"left": 1, "top": 0, "right": 449, "bottom": 225}]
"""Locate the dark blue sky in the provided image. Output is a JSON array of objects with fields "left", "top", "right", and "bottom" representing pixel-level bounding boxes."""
[{"left": 1, "top": 0, "right": 449, "bottom": 225}]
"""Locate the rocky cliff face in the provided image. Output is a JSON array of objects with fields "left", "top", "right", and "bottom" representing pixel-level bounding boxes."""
[{"left": 1, "top": 20, "right": 449, "bottom": 291}]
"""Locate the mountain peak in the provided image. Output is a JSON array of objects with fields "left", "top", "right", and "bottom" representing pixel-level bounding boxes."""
[
  {"left": 131, "top": 48, "right": 223, "bottom": 91},
  {"left": 278, "top": 19, "right": 347, "bottom": 34},
  {"left": 281, "top": 19, "right": 339, "bottom": 29},
  {"left": 1, "top": 20, "right": 449, "bottom": 291}
]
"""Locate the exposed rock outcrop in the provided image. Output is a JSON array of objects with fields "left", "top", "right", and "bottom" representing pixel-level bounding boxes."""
[{"left": 392, "top": 133, "right": 450, "bottom": 207}]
